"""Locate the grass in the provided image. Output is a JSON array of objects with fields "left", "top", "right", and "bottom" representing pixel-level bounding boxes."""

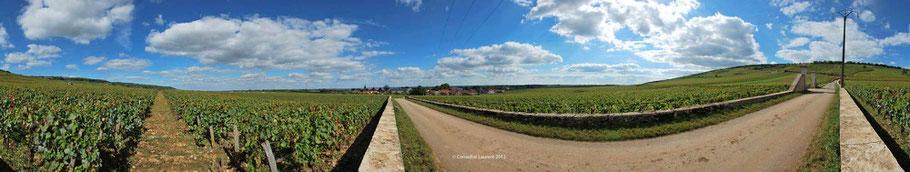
[
  {"left": 410, "top": 93, "right": 801, "bottom": 141},
  {"left": 393, "top": 100, "right": 442, "bottom": 171},
  {"left": 798, "top": 85, "right": 840, "bottom": 171}
]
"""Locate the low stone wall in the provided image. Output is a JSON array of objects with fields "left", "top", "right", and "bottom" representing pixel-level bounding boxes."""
[
  {"left": 359, "top": 97, "right": 404, "bottom": 171},
  {"left": 840, "top": 87, "right": 901, "bottom": 171},
  {"left": 407, "top": 75, "right": 801, "bottom": 127}
]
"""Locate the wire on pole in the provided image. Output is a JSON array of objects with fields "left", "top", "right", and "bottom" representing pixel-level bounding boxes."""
[
  {"left": 462, "top": 0, "right": 506, "bottom": 48},
  {"left": 433, "top": 0, "right": 457, "bottom": 57}
]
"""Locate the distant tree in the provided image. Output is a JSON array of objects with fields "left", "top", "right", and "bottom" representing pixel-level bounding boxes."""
[
  {"left": 383, "top": 85, "right": 390, "bottom": 91},
  {"left": 409, "top": 85, "right": 427, "bottom": 95},
  {"left": 439, "top": 83, "right": 451, "bottom": 89}
]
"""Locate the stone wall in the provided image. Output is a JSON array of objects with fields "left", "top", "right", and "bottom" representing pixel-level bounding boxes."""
[
  {"left": 359, "top": 97, "right": 404, "bottom": 171},
  {"left": 840, "top": 86, "right": 901, "bottom": 171}
]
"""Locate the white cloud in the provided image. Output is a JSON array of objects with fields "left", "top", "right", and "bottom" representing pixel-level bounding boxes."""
[
  {"left": 524, "top": 1, "right": 763, "bottom": 69},
  {"left": 859, "top": 10, "right": 875, "bottom": 22},
  {"left": 66, "top": 64, "right": 77, "bottom": 69},
  {"left": 146, "top": 16, "right": 372, "bottom": 72},
  {"left": 0, "top": 64, "right": 9, "bottom": 71},
  {"left": 83, "top": 56, "right": 107, "bottom": 65},
  {"left": 240, "top": 73, "right": 265, "bottom": 78},
  {"left": 143, "top": 66, "right": 228, "bottom": 76},
  {"left": 513, "top": 0, "right": 533, "bottom": 7},
  {"left": 98, "top": 57, "right": 151, "bottom": 71},
  {"left": 560, "top": 63, "right": 642, "bottom": 73},
  {"left": 374, "top": 66, "right": 432, "bottom": 81},
  {"left": 155, "top": 14, "right": 165, "bottom": 26},
  {"left": 881, "top": 31, "right": 910, "bottom": 46},
  {"left": 287, "top": 72, "right": 333, "bottom": 82},
  {"left": 779, "top": 1, "right": 810, "bottom": 16},
  {"left": 357, "top": 50, "right": 395, "bottom": 60},
  {"left": 18, "top": 0, "right": 134, "bottom": 44},
  {"left": 784, "top": 37, "right": 810, "bottom": 48},
  {"left": 396, "top": 0, "right": 423, "bottom": 12},
  {"left": 635, "top": 13, "right": 766, "bottom": 68},
  {"left": 124, "top": 76, "right": 149, "bottom": 80},
  {"left": 3, "top": 44, "right": 63, "bottom": 69},
  {"left": 0, "top": 24, "right": 12, "bottom": 49},
  {"left": 525, "top": 0, "right": 699, "bottom": 44},
  {"left": 766, "top": 23, "right": 773, "bottom": 30},
  {"left": 890, "top": 61, "right": 896, "bottom": 65},
  {"left": 559, "top": 63, "right": 703, "bottom": 80},
  {"left": 434, "top": 42, "right": 562, "bottom": 77},
  {"left": 776, "top": 18, "right": 884, "bottom": 62}
]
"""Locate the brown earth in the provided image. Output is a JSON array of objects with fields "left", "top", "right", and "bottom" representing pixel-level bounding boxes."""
[
  {"left": 129, "top": 92, "right": 228, "bottom": 171},
  {"left": 394, "top": 83, "right": 836, "bottom": 171}
]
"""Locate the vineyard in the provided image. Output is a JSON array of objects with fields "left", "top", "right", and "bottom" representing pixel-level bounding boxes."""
[
  {"left": 0, "top": 82, "right": 154, "bottom": 171},
  {"left": 418, "top": 85, "right": 788, "bottom": 114},
  {"left": 848, "top": 81, "right": 910, "bottom": 136},
  {"left": 163, "top": 90, "right": 386, "bottom": 170},
  {"left": 415, "top": 63, "right": 898, "bottom": 114}
]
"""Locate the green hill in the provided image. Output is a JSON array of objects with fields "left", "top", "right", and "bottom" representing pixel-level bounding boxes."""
[{"left": 0, "top": 70, "right": 175, "bottom": 90}]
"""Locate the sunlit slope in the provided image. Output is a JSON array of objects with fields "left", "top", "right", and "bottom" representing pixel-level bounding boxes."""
[
  {"left": 0, "top": 69, "right": 174, "bottom": 89},
  {"left": 651, "top": 62, "right": 907, "bottom": 87},
  {"left": 416, "top": 62, "right": 907, "bottom": 114}
]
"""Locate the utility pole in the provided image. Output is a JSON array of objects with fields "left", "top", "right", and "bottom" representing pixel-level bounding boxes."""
[{"left": 835, "top": 9, "right": 855, "bottom": 87}]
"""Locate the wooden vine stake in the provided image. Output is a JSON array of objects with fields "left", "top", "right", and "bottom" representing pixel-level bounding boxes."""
[
  {"left": 261, "top": 140, "right": 278, "bottom": 172},
  {"left": 232, "top": 124, "right": 240, "bottom": 152},
  {"left": 208, "top": 125, "right": 221, "bottom": 169},
  {"left": 208, "top": 126, "right": 216, "bottom": 148}
]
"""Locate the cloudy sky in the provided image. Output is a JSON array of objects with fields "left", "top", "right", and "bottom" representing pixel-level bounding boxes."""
[{"left": 1, "top": 0, "right": 909, "bottom": 90}]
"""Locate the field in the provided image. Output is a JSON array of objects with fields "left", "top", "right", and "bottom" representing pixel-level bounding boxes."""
[
  {"left": 0, "top": 72, "right": 155, "bottom": 171},
  {"left": 0, "top": 70, "right": 389, "bottom": 171},
  {"left": 418, "top": 63, "right": 901, "bottom": 115},
  {"left": 418, "top": 66, "right": 794, "bottom": 114},
  {"left": 419, "top": 85, "right": 787, "bottom": 114},
  {"left": 164, "top": 90, "right": 387, "bottom": 170}
]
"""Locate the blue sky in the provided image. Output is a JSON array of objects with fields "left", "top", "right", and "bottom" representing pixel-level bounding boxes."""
[{"left": 0, "top": 0, "right": 909, "bottom": 90}]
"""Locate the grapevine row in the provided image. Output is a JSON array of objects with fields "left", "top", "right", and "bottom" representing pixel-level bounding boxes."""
[
  {"left": 0, "top": 84, "right": 154, "bottom": 171},
  {"left": 848, "top": 81, "right": 910, "bottom": 135},
  {"left": 163, "top": 90, "right": 386, "bottom": 171}
]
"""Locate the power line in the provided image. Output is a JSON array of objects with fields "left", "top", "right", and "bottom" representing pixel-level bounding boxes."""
[
  {"left": 433, "top": 0, "right": 457, "bottom": 57},
  {"left": 450, "top": 0, "right": 477, "bottom": 49},
  {"left": 462, "top": 0, "right": 505, "bottom": 48}
]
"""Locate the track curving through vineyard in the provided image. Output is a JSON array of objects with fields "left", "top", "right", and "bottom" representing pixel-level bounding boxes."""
[{"left": 395, "top": 82, "right": 837, "bottom": 171}]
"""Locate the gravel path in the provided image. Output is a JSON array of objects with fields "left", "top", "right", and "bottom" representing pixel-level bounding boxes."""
[{"left": 394, "top": 83, "right": 836, "bottom": 171}]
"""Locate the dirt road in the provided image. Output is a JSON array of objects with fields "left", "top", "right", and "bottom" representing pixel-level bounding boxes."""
[
  {"left": 395, "top": 83, "right": 836, "bottom": 171},
  {"left": 130, "top": 92, "right": 227, "bottom": 171}
]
